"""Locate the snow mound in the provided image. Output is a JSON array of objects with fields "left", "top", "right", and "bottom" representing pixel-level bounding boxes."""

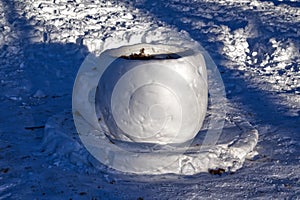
[
  {"left": 42, "top": 27, "right": 259, "bottom": 175},
  {"left": 42, "top": 110, "right": 258, "bottom": 175}
]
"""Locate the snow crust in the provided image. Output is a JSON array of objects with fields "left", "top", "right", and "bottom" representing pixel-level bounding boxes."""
[{"left": 1, "top": 0, "right": 299, "bottom": 199}]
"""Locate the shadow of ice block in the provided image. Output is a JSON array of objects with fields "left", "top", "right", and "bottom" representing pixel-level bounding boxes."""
[{"left": 95, "top": 44, "right": 208, "bottom": 144}]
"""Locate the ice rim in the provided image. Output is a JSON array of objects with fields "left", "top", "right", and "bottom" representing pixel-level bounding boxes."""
[{"left": 72, "top": 27, "right": 259, "bottom": 175}]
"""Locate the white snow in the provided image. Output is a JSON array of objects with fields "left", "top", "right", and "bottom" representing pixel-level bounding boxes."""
[{"left": 0, "top": 0, "right": 299, "bottom": 199}]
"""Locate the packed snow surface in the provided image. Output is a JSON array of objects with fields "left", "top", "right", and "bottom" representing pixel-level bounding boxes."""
[{"left": 0, "top": 0, "right": 299, "bottom": 199}]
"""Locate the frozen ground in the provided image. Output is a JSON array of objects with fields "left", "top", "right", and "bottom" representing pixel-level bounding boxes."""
[{"left": 0, "top": 0, "right": 299, "bottom": 199}]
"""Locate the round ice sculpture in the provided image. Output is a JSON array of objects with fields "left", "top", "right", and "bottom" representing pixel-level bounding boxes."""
[
  {"left": 72, "top": 40, "right": 258, "bottom": 175},
  {"left": 95, "top": 44, "right": 208, "bottom": 144}
]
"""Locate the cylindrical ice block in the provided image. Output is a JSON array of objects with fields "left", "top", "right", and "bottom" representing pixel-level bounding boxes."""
[{"left": 95, "top": 44, "right": 207, "bottom": 144}]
